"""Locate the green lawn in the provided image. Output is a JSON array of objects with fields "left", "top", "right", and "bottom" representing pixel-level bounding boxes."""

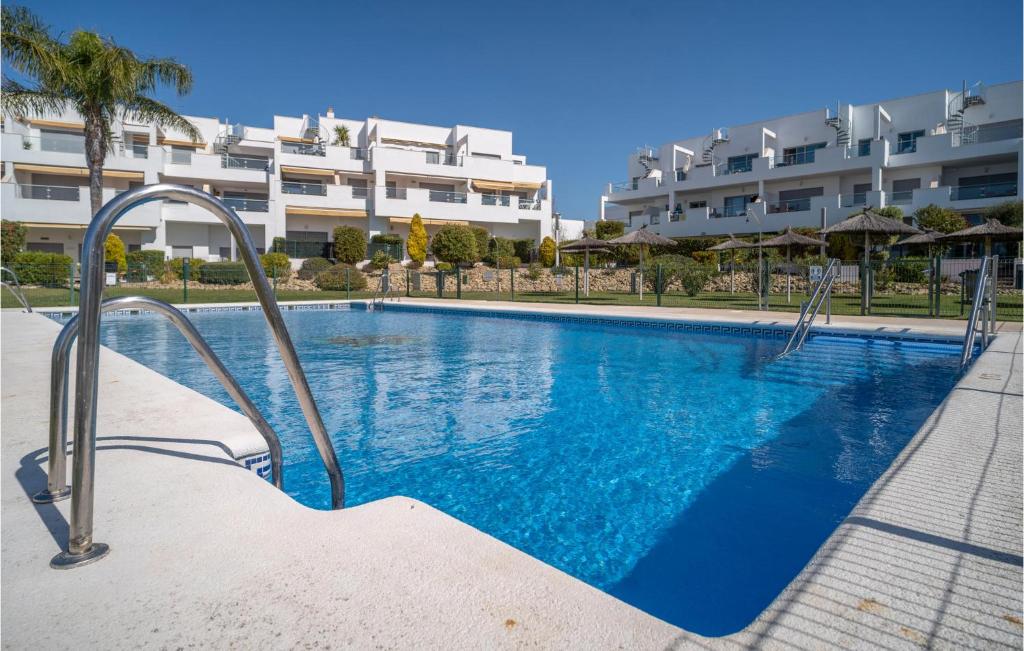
[{"left": 5, "top": 285, "right": 1021, "bottom": 321}]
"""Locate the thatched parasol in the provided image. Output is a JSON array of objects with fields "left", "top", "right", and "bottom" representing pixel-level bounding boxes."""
[
  {"left": 895, "top": 228, "right": 940, "bottom": 246},
  {"left": 708, "top": 235, "right": 752, "bottom": 293},
  {"left": 560, "top": 236, "right": 609, "bottom": 296},
  {"left": 821, "top": 209, "right": 921, "bottom": 314},
  {"left": 758, "top": 227, "right": 827, "bottom": 303},
  {"left": 938, "top": 218, "right": 1023, "bottom": 256},
  {"left": 607, "top": 227, "right": 677, "bottom": 300}
]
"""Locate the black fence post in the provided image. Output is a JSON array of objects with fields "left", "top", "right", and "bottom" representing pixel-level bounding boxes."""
[
  {"left": 457, "top": 267, "right": 462, "bottom": 299},
  {"left": 346, "top": 267, "right": 351, "bottom": 300},
  {"left": 575, "top": 261, "right": 580, "bottom": 304},
  {"left": 656, "top": 263, "right": 663, "bottom": 307},
  {"left": 183, "top": 258, "right": 190, "bottom": 304},
  {"left": 68, "top": 261, "right": 75, "bottom": 305},
  {"left": 510, "top": 266, "right": 515, "bottom": 302},
  {"left": 406, "top": 268, "right": 411, "bottom": 297},
  {"left": 438, "top": 270, "right": 444, "bottom": 298}
]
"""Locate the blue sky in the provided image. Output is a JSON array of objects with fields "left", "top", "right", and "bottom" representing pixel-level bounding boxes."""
[{"left": 13, "top": 0, "right": 1023, "bottom": 220}]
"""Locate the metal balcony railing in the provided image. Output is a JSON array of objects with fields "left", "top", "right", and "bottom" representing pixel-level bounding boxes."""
[
  {"left": 429, "top": 190, "right": 467, "bottom": 204},
  {"left": 425, "top": 152, "right": 462, "bottom": 166},
  {"left": 281, "top": 181, "right": 327, "bottom": 196},
  {"left": 350, "top": 186, "right": 369, "bottom": 199},
  {"left": 482, "top": 194, "right": 511, "bottom": 207},
  {"left": 610, "top": 181, "right": 637, "bottom": 192},
  {"left": 222, "top": 197, "right": 270, "bottom": 212},
  {"left": 385, "top": 187, "right": 407, "bottom": 199},
  {"left": 17, "top": 183, "right": 81, "bottom": 201},
  {"left": 221, "top": 154, "right": 269, "bottom": 170},
  {"left": 951, "top": 182, "right": 1018, "bottom": 201},
  {"left": 518, "top": 198, "right": 541, "bottom": 210}
]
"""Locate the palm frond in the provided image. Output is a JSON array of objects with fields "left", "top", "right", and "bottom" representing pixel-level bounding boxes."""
[
  {"left": 121, "top": 95, "right": 201, "bottom": 142},
  {"left": 139, "top": 58, "right": 193, "bottom": 96},
  {"left": 1, "top": 80, "right": 67, "bottom": 119},
  {"left": 1, "top": 5, "right": 68, "bottom": 88}
]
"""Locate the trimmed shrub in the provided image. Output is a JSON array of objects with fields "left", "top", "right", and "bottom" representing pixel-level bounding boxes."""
[
  {"left": 10, "top": 251, "right": 73, "bottom": 285},
  {"left": 297, "top": 256, "right": 331, "bottom": 280},
  {"left": 527, "top": 262, "right": 542, "bottom": 281},
  {"left": 260, "top": 252, "right": 292, "bottom": 281},
  {"left": 914, "top": 204, "right": 967, "bottom": 234},
  {"left": 333, "top": 226, "right": 367, "bottom": 264},
  {"left": 168, "top": 256, "right": 205, "bottom": 279},
  {"left": 691, "top": 250, "right": 716, "bottom": 265},
  {"left": 496, "top": 255, "right": 520, "bottom": 268},
  {"left": 430, "top": 225, "right": 478, "bottom": 264},
  {"left": 126, "top": 249, "right": 167, "bottom": 281},
  {"left": 538, "top": 236, "right": 557, "bottom": 267},
  {"left": 595, "top": 220, "right": 625, "bottom": 240},
  {"left": 271, "top": 236, "right": 287, "bottom": 253},
  {"left": 889, "top": 258, "right": 929, "bottom": 284},
  {"left": 1, "top": 220, "right": 27, "bottom": 265},
  {"left": 435, "top": 261, "right": 453, "bottom": 271},
  {"left": 470, "top": 226, "right": 490, "bottom": 262},
  {"left": 370, "top": 233, "right": 403, "bottom": 245},
  {"left": 513, "top": 238, "right": 535, "bottom": 262},
  {"left": 315, "top": 263, "right": 367, "bottom": 291},
  {"left": 483, "top": 237, "right": 515, "bottom": 265},
  {"left": 646, "top": 255, "right": 712, "bottom": 296},
  {"left": 199, "top": 261, "right": 249, "bottom": 285},
  {"left": 370, "top": 250, "right": 395, "bottom": 270},
  {"left": 104, "top": 234, "right": 127, "bottom": 273},
  {"left": 407, "top": 214, "right": 428, "bottom": 265}
]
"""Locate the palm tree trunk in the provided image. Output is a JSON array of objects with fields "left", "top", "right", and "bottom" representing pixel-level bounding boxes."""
[{"left": 84, "top": 114, "right": 107, "bottom": 218}]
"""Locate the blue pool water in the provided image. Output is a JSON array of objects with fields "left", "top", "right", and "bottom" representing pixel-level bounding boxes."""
[{"left": 80, "top": 306, "right": 961, "bottom": 635}]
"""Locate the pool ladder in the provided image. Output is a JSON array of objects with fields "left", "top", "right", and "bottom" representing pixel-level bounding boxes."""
[
  {"left": 369, "top": 270, "right": 397, "bottom": 311},
  {"left": 1, "top": 266, "right": 33, "bottom": 312},
  {"left": 40, "top": 184, "right": 345, "bottom": 570},
  {"left": 778, "top": 259, "right": 839, "bottom": 358},
  {"left": 959, "top": 255, "right": 996, "bottom": 371}
]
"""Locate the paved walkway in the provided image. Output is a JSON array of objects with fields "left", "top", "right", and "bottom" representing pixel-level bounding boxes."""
[{"left": 1, "top": 305, "right": 1020, "bottom": 649}]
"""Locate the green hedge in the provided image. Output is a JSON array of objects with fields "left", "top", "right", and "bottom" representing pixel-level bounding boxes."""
[
  {"left": 10, "top": 251, "right": 73, "bottom": 286},
  {"left": 315, "top": 264, "right": 368, "bottom": 291},
  {"left": 260, "top": 252, "right": 292, "bottom": 282},
  {"left": 297, "top": 256, "right": 331, "bottom": 280},
  {"left": 125, "top": 249, "right": 167, "bottom": 281},
  {"left": 168, "top": 257, "right": 205, "bottom": 279},
  {"left": 199, "top": 261, "right": 249, "bottom": 285}
]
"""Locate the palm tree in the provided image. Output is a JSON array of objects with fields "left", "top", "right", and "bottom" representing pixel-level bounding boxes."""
[
  {"left": 2, "top": 5, "right": 201, "bottom": 215},
  {"left": 332, "top": 124, "right": 350, "bottom": 147}
]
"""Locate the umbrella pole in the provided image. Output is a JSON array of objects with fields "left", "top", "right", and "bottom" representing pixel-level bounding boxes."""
[
  {"left": 584, "top": 249, "right": 590, "bottom": 297},
  {"left": 862, "top": 231, "right": 869, "bottom": 315},
  {"left": 730, "top": 250, "right": 735, "bottom": 293},
  {"left": 786, "top": 245, "right": 791, "bottom": 304},
  {"left": 639, "top": 246, "right": 644, "bottom": 301}
]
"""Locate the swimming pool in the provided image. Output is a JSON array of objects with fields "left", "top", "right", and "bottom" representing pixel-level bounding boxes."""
[{"left": 77, "top": 304, "right": 962, "bottom": 635}]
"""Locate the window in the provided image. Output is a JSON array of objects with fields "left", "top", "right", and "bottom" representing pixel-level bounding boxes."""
[
  {"left": 628, "top": 210, "right": 642, "bottom": 226},
  {"left": 895, "top": 130, "right": 925, "bottom": 154},
  {"left": 722, "top": 195, "right": 749, "bottom": 217},
  {"left": 130, "top": 137, "right": 149, "bottom": 159},
  {"left": 890, "top": 178, "right": 920, "bottom": 204},
  {"left": 218, "top": 247, "right": 232, "bottom": 260},
  {"left": 675, "top": 169, "right": 687, "bottom": 181},
  {"left": 425, "top": 151, "right": 441, "bottom": 164},
  {"left": 472, "top": 152, "right": 500, "bottom": 160},
  {"left": 780, "top": 142, "right": 826, "bottom": 166},
  {"left": 726, "top": 154, "right": 757, "bottom": 174},
  {"left": 27, "top": 242, "right": 64, "bottom": 254},
  {"left": 688, "top": 200, "right": 707, "bottom": 209},
  {"left": 857, "top": 139, "right": 871, "bottom": 157},
  {"left": 171, "top": 146, "right": 193, "bottom": 165},
  {"left": 128, "top": 244, "right": 141, "bottom": 252},
  {"left": 40, "top": 129, "right": 84, "bottom": 154},
  {"left": 171, "top": 245, "right": 193, "bottom": 259}
]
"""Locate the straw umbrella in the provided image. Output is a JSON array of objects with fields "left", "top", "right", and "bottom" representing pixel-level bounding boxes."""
[
  {"left": 758, "top": 227, "right": 826, "bottom": 303},
  {"left": 607, "top": 227, "right": 677, "bottom": 300},
  {"left": 938, "top": 218, "right": 1023, "bottom": 257},
  {"left": 708, "top": 235, "right": 752, "bottom": 293},
  {"left": 820, "top": 209, "right": 921, "bottom": 314},
  {"left": 560, "top": 236, "right": 609, "bottom": 297}
]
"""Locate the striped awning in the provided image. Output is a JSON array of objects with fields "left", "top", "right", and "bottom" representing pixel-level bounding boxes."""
[
  {"left": 286, "top": 206, "right": 367, "bottom": 218},
  {"left": 159, "top": 138, "right": 205, "bottom": 148},
  {"left": 27, "top": 119, "right": 84, "bottom": 130},
  {"left": 20, "top": 222, "right": 153, "bottom": 231},
  {"left": 472, "top": 179, "right": 543, "bottom": 191},
  {"left": 13, "top": 163, "right": 143, "bottom": 180},
  {"left": 380, "top": 137, "right": 447, "bottom": 149},
  {"left": 388, "top": 217, "right": 468, "bottom": 226},
  {"left": 278, "top": 135, "right": 317, "bottom": 144},
  {"left": 280, "top": 165, "right": 335, "bottom": 177}
]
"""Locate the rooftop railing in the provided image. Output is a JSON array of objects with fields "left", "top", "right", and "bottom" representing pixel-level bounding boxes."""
[
  {"left": 518, "top": 198, "right": 541, "bottom": 210},
  {"left": 610, "top": 181, "right": 638, "bottom": 192}
]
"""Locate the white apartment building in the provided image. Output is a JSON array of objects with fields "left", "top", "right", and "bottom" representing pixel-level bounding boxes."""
[
  {"left": 0, "top": 107, "right": 553, "bottom": 262},
  {"left": 600, "top": 80, "right": 1022, "bottom": 238}
]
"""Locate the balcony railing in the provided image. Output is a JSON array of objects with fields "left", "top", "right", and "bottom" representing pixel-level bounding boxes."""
[
  {"left": 281, "top": 181, "right": 327, "bottom": 196},
  {"left": 648, "top": 213, "right": 660, "bottom": 225},
  {"left": 40, "top": 133, "right": 86, "bottom": 154},
  {"left": 222, "top": 197, "right": 269, "bottom": 212},
  {"left": 283, "top": 143, "right": 325, "bottom": 157},
  {"left": 892, "top": 141, "right": 918, "bottom": 155},
  {"left": 772, "top": 152, "right": 816, "bottom": 167},
  {"left": 282, "top": 240, "right": 332, "bottom": 259},
  {"left": 767, "top": 198, "right": 812, "bottom": 213},
  {"left": 518, "top": 198, "right": 541, "bottom": 210},
  {"left": 425, "top": 152, "right": 462, "bottom": 166},
  {"left": 716, "top": 161, "right": 753, "bottom": 176},
  {"left": 889, "top": 190, "right": 914, "bottom": 204},
  {"left": 350, "top": 186, "right": 369, "bottom": 199},
  {"left": 713, "top": 205, "right": 748, "bottom": 218},
  {"left": 482, "top": 194, "right": 511, "bottom": 207},
  {"left": 350, "top": 148, "right": 368, "bottom": 160},
  {"left": 675, "top": 169, "right": 687, "bottom": 182},
  {"left": 841, "top": 192, "right": 868, "bottom": 207},
  {"left": 610, "top": 181, "right": 637, "bottom": 192},
  {"left": 129, "top": 143, "right": 149, "bottom": 159},
  {"left": 429, "top": 190, "right": 467, "bottom": 204},
  {"left": 385, "top": 187, "right": 407, "bottom": 199},
  {"left": 951, "top": 181, "right": 1018, "bottom": 201},
  {"left": 17, "top": 183, "right": 80, "bottom": 201},
  {"left": 221, "top": 154, "right": 269, "bottom": 170}
]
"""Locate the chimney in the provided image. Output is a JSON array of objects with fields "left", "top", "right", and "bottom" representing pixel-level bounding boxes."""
[{"left": 326, "top": 106, "right": 335, "bottom": 118}]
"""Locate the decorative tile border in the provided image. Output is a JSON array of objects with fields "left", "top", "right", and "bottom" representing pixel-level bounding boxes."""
[
  {"left": 354, "top": 301, "right": 966, "bottom": 347},
  {"left": 41, "top": 301, "right": 352, "bottom": 321},
  {"left": 240, "top": 452, "right": 272, "bottom": 480}
]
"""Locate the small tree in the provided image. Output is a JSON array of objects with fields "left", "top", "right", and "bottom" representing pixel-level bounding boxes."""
[
  {"left": 104, "top": 233, "right": 127, "bottom": 272},
  {"left": 986, "top": 200, "right": 1023, "bottom": 228},
  {"left": 333, "top": 226, "right": 366, "bottom": 264},
  {"left": 470, "top": 226, "right": 489, "bottom": 263},
  {"left": 332, "top": 125, "right": 350, "bottom": 147},
  {"left": 914, "top": 204, "right": 967, "bottom": 234},
  {"left": 595, "top": 220, "right": 625, "bottom": 240},
  {"left": 1, "top": 220, "right": 27, "bottom": 265},
  {"left": 430, "top": 224, "right": 477, "bottom": 264},
  {"left": 407, "top": 214, "right": 428, "bottom": 265},
  {"left": 874, "top": 206, "right": 904, "bottom": 220},
  {"left": 271, "top": 236, "right": 287, "bottom": 253},
  {"left": 538, "top": 236, "right": 557, "bottom": 267}
]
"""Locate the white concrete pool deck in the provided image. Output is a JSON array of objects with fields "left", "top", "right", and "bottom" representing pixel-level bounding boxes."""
[{"left": 1, "top": 302, "right": 1021, "bottom": 648}]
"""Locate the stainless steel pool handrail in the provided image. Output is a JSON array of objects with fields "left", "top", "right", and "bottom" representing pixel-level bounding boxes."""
[
  {"left": 52, "top": 184, "right": 345, "bottom": 570},
  {"left": 960, "top": 255, "right": 994, "bottom": 370},
  {"left": 1, "top": 266, "right": 33, "bottom": 312},
  {"left": 778, "top": 258, "right": 839, "bottom": 358},
  {"left": 370, "top": 270, "right": 394, "bottom": 310},
  {"left": 34, "top": 296, "right": 285, "bottom": 506}
]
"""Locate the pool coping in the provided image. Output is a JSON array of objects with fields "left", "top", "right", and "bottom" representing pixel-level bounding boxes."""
[{"left": 2, "top": 303, "right": 1020, "bottom": 648}]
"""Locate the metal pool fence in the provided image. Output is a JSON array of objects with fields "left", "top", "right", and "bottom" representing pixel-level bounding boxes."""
[{"left": 4, "top": 257, "right": 1021, "bottom": 321}]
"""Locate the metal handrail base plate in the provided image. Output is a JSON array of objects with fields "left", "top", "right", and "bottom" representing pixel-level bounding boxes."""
[
  {"left": 50, "top": 543, "right": 109, "bottom": 570},
  {"left": 32, "top": 487, "right": 71, "bottom": 504}
]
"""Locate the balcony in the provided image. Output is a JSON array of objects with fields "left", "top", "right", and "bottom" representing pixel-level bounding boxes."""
[
  {"left": 951, "top": 181, "right": 1018, "bottom": 201},
  {"left": 518, "top": 198, "right": 541, "bottom": 210},
  {"left": 3, "top": 133, "right": 160, "bottom": 171},
  {"left": 385, "top": 187, "right": 407, "bottom": 199},
  {"left": 222, "top": 197, "right": 270, "bottom": 213},
  {"left": 889, "top": 190, "right": 914, "bottom": 205},
  {"left": 277, "top": 145, "right": 369, "bottom": 173},
  {"left": 222, "top": 154, "right": 269, "bottom": 171},
  {"left": 429, "top": 190, "right": 468, "bottom": 204},
  {"left": 281, "top": 181, "right": 327, "bottom": 196},
  {"left": 482, "top": 194, "right": 511, "bottom": 207},
  {"left": 374, "top": 186, "right": 550, "bottom": 225},
  {"left": 280, "top": 182, "right": 369, "bottom": 212},
  {"left": 370, "top": 146, "right": 546, "bottom": 188},
  {"left": 767, "top": 198, "right": 813, "bottom": 214},
  {"left": 16, "top": 183, "right": 80, "bottom": 201},
  {"left": 425, "top": 152, "right": 462, "bottom": 166}
]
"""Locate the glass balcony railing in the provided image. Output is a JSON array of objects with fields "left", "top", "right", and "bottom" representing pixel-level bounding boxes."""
[
  {"left": 17, "top": 183, "right": 80, "bottom": 201},
  {"left": 385, "top": 187, "right": 407, "bottom": 199},
  {"left": 282, "top": 143, "right": 325, "bottom": 157},
  {"left": 840, "top": 192, "right": 868, "bottom": 207},
  {"left": 773, "top": 151, "right": 817, "bottom": 167},
  {"left": 767, "top": 198, "right": 812, "bottom": 213},
  {"left": 889, "top": 190, "right": 914, "bottom": 204},
  {"left": 281, "top": 181, "right": 327, "bottom": 196},
  {"left": 350, "top": 186, "right": 369, "bottom": 199},
  {"left": 610, "top": 181, "right": 638, "bottom": 192},
  {"left": 429, "top": 190, "right": 467, "bottom": 203},
  {"left": 675, "top": 169, "right": 687, "bottom": 182},
  {"left": 518, "top": 198, "right": 541, "bottom": 210},
  {"left": 892, "top": 140, "right": 918, "bottom": 154},
  {"left": 222, "top": 197, "right": 269, "bottom": 212},
  {"left": 349, "top": 148, "right": 368, "bottom": 160},
  {"left": 221, "top": 154, "right": 269, "bottom": 170},
  {"left": 951, "top": 181, "right": 1018, "bottom": 201},
  {"left": 482, "top": 194, "right": 511, "bottom": 207}
]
